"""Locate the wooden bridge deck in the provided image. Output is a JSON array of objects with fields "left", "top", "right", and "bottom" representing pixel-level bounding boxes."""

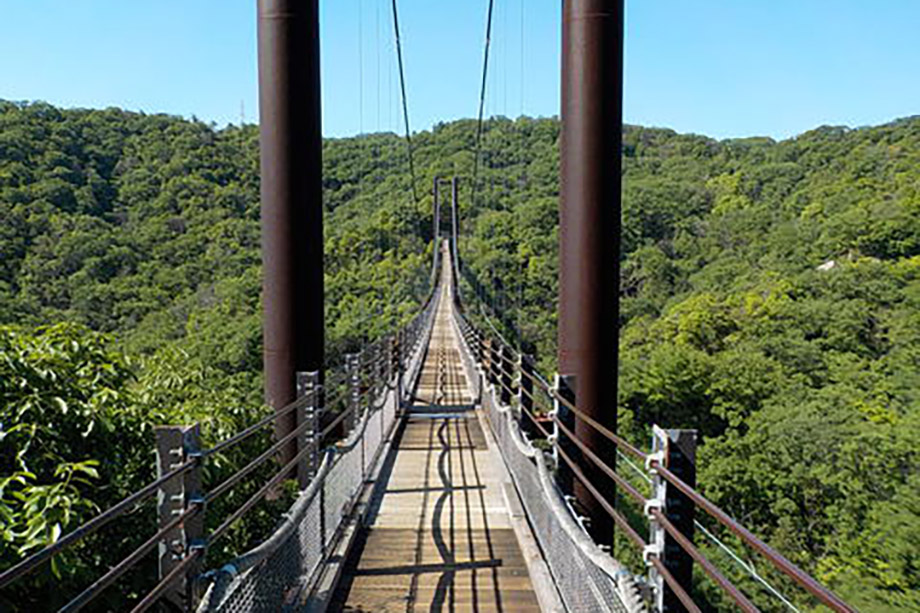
[{"left": 327, "top": 264, "right": 541, "bottom": 612}]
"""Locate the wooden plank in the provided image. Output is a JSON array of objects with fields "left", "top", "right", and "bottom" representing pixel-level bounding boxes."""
[{"left": 326, "top": 252, "right": 541, "bottom": 612}]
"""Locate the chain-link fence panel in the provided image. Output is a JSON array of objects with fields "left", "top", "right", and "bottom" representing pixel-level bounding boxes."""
[
  {"left": 452, "top": 305, "right": 644, "bottom": 613},
  {"left": 199, "top": 378, "right": 404, "bottom": 613},
  {"left": 203, "top": 448, "right": 333, "bottom": 613},
  {"left": 502, "top": 413, "right": 629, "bottom": 612}
]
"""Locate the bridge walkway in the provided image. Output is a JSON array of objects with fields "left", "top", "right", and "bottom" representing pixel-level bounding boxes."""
[{"left": 327, "top": 258, "right": 542, "bottom": 612}]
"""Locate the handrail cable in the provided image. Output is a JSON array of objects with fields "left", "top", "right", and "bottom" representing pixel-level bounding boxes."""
[
  {"left": 58, "top": 504, "right": 202, "bottom": 613},
  {"left": 205, "top": 391, "right": 315, "bottom": 457},
  {"left": 130, "top": 548, "right": 203, "bottom": 613},
  {"left": 461, "top": 307, "right": 855, "bottom": 612},
  {"left": 615, "top": 450, "right": 802, "bottom": 613},
  {"left": 0, "top": 458, "right": 195, "bottom": 589},
  {"left": 208, "top": 434, "right": 321, "bottom": 544},
  {"left": 358, "top": 0, "right": 364, "bottom": 135},
  {"left": 651, "top": 462, "right": 857, "bottom": 613},
  {"left": 513, "top": 400, "right": 700, "bottom": 611},
  {"left": 549, "top": 425, "right": 706, "bottom": 611},
  {"left": 4, "top": 177, "right": 438, "bottom": 609},
  {"left": 206, "top": 389, "right": 343, "bottom": 503}
]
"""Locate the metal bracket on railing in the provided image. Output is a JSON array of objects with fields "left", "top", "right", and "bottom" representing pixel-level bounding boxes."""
[
  {"left": 649, "top": 425, "right": 698, "bottom": 612},
  {"left": 518, "top": 353, "right": 534, "bottom": 437},
  {"left": 645, "top": 449, "right": 666, "bottom": 475},
  {"left": 482, "top": 337, "right": 492, "bottom": 384},
  {"left": 643, "top": 542, "right": 664, "bottom": 566},
  {"left": 155, "top": 423, "right": 204, "bottom": 611},
  {"left": 553, "top": 373, "right": 577, "bottom": 497},
  {"left": 643, "top": 498, "right": 663, "bottom": 518},
  {"left": 648, "top": 427, "right": 668, "bottom": 610},
  {"left": 297, "top": 372, "right": 323, "bottom": 486},
  {"left": 346, "top": 354, "right": 361, "bottom": 433}
]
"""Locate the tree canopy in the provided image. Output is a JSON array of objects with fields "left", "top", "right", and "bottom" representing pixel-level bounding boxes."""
[{"left": 1, "top": 100, "right": 918, "bottom": 610}]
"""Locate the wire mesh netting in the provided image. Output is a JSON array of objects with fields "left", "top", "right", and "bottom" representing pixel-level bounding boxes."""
[
  {"left": 494, "top": 406, "right": 630, "bottom": 613},
  {"left": 457, "top": 302, "right": 638, "bottom": 613},
  {"left": 203, "top": 387, "right": 400, "bottom": 613}
]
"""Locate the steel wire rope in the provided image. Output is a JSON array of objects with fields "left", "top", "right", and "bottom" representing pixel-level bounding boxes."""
[
  {"left": 0, "top": 458, "right": 195, "bottom": 589},
  {"left": 129, "top": 548, "right": 203, "bottom": 613},
  {"left": 207, "top": 433, "right": 329, "bottom": 545},
  {"left": 649, "top": 461, "right": 856, "bottom": 612},
  {"left": 206, "top": 388, "right": 345, "bottom": 502},
  {"left": 547, "top": 427, "right": 701, "bottom": 611},
  {"left": 58, "top": 504, "right": 202, "bottom": 613},
  {"left": 471, "top": 0, "right": 495, "bottom": 211},
  {"left": 358, "top": 0, "right": 364, "bottom": 135},
  {"left": 464, "top": 312, "right": 698, "bottom": 609},
  {"left": 510, "top": 313, "right": 837, "bottom": 610},
  {"left": 389, "top": 0, "right": 419, "bottom": 207},
  {"left": 614, "top": 451, "right": 802, "bottom": 612},
  {"left": 10, "top": 283, "right": 431, "bottom": 605},
  {"left": 205, "top": 392, "right": 314, "bottom": 457},
  {"left": 461, "top": 308, "right": 832, "bottom": 611}
]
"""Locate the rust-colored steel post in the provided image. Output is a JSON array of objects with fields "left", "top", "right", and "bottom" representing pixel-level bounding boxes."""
[
  {"left": 258, "top": 0, "right": 324, "bottom": 470},
  {"left": 431, "top": 176, "right": 441, "bottom": 286},
  {"left": 433, "top": 176, "right": 442, "bottom": 240},
  {"left": 451, "top": 176, "right": 461, "bottom": 291},
  {"left": 558, "top": 0, "right": 623, "bottom": 547}
]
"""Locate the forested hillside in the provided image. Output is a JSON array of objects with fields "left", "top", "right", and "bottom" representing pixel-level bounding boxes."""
[{"left": 1, "top": 100, "right": 918, "bottom": 611}]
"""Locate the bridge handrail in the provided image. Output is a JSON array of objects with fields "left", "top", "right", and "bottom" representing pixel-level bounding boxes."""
[
  {"left": 196, "top": 280, "right": 440, "bottom": 611},
  {"left": 450, "top": 306, "right": 645, "bottom": 612},
  {"left": 650, "top": 462, "right": 856, "bottom": 613},
  {"left": 0, "top": 457, "right": 195, "bottom": 591},
  {"left": 453, "top": 295, "right": 858, "bottom": 613},
  {"left": 204, "top": 392, "right": 316, "bottom": 457},
  {"left": 501, "top": 400, "right": 647, "bottom": 612},
  {"left": 0, "top": 269, "right": 442, "bottom": 612},
  {"left": 196, "top": 447, "right": 336, "bottom": 610}
]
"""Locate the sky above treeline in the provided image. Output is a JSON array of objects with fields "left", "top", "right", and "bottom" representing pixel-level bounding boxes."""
[{"left": 0, "top": 0, "right": 917, "bottom": 140}]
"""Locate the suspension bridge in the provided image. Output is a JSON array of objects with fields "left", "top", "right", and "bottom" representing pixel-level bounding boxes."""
[{"left": 0, "top": 1, "right": 862, "bottom": 612}]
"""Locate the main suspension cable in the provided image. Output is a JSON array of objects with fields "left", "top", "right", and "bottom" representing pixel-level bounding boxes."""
[
  {"left": 390, "top": 0, "right": 419, "bottom": 206},
  {"left": 472, "top": 0, "right": 495, "bottom": 209}
]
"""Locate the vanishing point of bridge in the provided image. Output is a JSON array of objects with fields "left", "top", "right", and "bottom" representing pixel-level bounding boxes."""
[{"left": 327, "top": 248, "right": 542, "bottom": 612}]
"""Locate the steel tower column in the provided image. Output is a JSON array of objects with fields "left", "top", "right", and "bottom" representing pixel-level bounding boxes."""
[
  {"left": 451, "top": 176, "right": 461, "bottom": 294},
  {"left": 558, "top": 0, "right": 623, "bottom": 546},
  {"left": 258, "top": 0, "right": 324, "bottom": 471}
]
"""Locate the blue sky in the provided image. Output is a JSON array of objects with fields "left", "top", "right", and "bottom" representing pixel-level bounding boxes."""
[{"left": 0, "top": 1, "right": 917, "bottom": 140}]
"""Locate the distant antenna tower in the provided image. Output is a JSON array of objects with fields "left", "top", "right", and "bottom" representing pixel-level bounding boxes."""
[{"left": 240, "top": 100, "right": 246, "bottom": 125}]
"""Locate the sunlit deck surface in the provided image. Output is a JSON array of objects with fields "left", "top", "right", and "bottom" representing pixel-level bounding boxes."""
[{"left": 328, "top": 276, "right": 541, "bottom": 612}]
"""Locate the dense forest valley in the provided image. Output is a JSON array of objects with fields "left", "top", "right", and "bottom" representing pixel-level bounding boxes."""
[{"left": 1, "top": 100, "right": 918, "bottom": 611}]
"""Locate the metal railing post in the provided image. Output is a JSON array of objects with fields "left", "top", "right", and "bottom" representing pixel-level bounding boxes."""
[
  {"left": 648, "top": 426, "right": 698, "bottom": 612},
  {"left": 481, "top": 337, "right": 492, "bottom": 386},
  {"left": 553, "top": 374, "right": 576, "bottom": 497},
  {"left": 395, "top": 331, "right": 404, "bottom": 414},
  {"left": 155, "top": 424, "right": 204, "bottom": 611},
  {"left": 499, "top": 344, "right": 513, "bottom": 406},
  {"left": 298, "top": 371, "right": 322, "bottom": 485},
  {"left": 490, "top": 338, "right": 501, "bottom": 388},
  {"left": 519, "top": 353, "right": 535, "bottom": 437},
  {"left": 346, "top": 353, "right": 361, "bottom": 433}
]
